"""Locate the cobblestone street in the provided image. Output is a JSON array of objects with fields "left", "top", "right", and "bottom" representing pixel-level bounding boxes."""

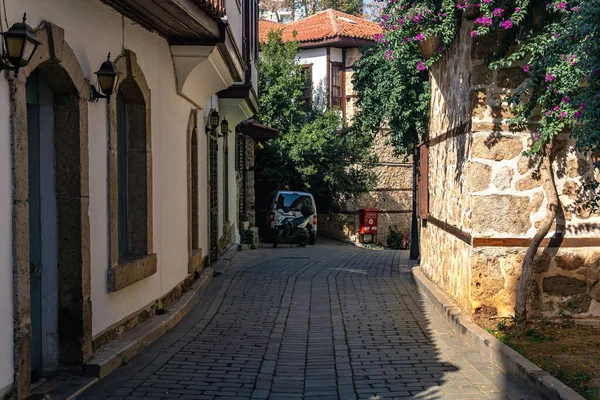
[{"left": 80, "top": 242, "right": 534, "bottom": 400}]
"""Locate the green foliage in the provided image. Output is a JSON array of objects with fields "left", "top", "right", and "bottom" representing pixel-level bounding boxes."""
[
  {"left": 351, "top": 42, "right": 430, "bottom": 155},
  {"left": 240, "top": 228, "right": 255, "bottom": 245},
  {"left": 323, "top": 0, "right": 363, "bottom": 15},
  {"left": 256, "top": 31, "right": 377, "bottom": 207},
  {"left": 541, "top": 361, "right": 598, "bottom": 400},
  {"left": 257, "top": 30, "right": 307, "bottom": 135}
]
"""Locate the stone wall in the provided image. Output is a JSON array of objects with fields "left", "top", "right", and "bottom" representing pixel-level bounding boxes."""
[
  {"left": 420, "top": 17, "right": 474, "bottom": 309},
  {"left": 421, "top": 17, "right": 600, "bottom": 320}
]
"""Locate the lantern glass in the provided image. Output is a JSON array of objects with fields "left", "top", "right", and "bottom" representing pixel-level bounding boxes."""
[
  {"left": 209, "top": 110, "right": 220, "bottom": 130},
  {"left": 98, "top": 74, "right": 117, "bottom": 96},
  {"left": 4, "top": 35, "right": 24, "bottom": 67},
  {"left": 21, "top": 37, "right": 38, "bottom": 65},
  {"left": 220, "top": 119, "right": 229, "bottom": 135}
]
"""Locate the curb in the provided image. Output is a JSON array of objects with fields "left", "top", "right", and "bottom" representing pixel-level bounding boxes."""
[
  {"left": 213, "top": 243, "right": 238, "bottom": 275},
  {"left": 412, "top": 267, "right": 584, "bottom": 400},
  {"left": 85, "top": 266, "right": 214, "bottom": 379}
]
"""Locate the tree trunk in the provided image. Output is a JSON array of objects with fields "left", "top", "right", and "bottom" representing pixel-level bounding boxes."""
[{"left": 515, "top": 139, "right": 560, "bottom": 320}]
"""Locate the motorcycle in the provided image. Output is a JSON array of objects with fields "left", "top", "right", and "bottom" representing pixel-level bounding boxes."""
[{"left": 272, "top": 205, "right": 315, "bottom": 248}]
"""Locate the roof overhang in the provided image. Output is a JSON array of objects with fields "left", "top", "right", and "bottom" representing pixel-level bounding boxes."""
[
  {"left": 298, "top": 36, "right": 376, "bottom": 49},
  {"left": 238, "top": 120, "right": 278, "bottom": 141},
  {"left": 100, "top": 0, "right": 222, "bottom": 43}
]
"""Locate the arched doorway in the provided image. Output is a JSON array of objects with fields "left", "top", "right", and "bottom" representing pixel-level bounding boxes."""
[{"left": 10, "top": 22, "right": 91, "bottom": 397}]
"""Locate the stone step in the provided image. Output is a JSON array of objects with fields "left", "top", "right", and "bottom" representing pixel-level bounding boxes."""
[{"left": 84, "top": 267, "right": 214, "bottom": 379}]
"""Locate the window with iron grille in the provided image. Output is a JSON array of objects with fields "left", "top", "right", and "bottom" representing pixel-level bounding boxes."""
[
  {"left": 331, "top": 64, "right": 343, "bottom": 109},
  {"left": 301, "top": 65, "right": 312, "bottom": 110}
]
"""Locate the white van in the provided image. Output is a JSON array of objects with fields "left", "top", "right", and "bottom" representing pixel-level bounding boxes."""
[{"left": 266, "top": 190, "right": 317, "bottom": 244}]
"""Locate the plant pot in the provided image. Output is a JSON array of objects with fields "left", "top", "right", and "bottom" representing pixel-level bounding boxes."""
[{"left": 417, "top": 35, "right": 442, "bottom": 60}]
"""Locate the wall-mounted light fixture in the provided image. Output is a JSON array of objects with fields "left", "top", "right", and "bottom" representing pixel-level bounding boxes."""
[
  {"left": 220, "top": 119, "right": 229, "bottom": 136},
  {"left": 209, "top": 109, "right": 220, "bottom": 131},
  {"left": 0, "top": 13, "right": 41, "bottom": 76},
  {"left": 91, "top": 53, "right": 121, "bottom": 102}
]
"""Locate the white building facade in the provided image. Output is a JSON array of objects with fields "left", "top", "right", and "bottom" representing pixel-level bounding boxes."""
[{"left": 0, "top": 0, "right": 261, "bottom": 397}]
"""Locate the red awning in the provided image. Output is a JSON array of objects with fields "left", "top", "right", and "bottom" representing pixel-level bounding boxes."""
[{"left": 238, "top": 120, "right": 278, "bottom": 141}]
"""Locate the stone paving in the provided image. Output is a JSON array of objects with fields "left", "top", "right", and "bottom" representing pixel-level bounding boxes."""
[{"left": 80, "top": 242, "right": 535, "bottom": 400}]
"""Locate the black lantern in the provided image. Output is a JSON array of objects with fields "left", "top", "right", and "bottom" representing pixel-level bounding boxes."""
[
  {"left": 220, "top": 119, "right": 229, "bottom": 135},
  {"left": 0, "top": 13, "right": 41, "bottom": 76},
  {"left": 209, "top": 109, "right": 220, "bottom": 131},
  {"left": 91, "top": 53, "right": 121, "bottom": 102}
]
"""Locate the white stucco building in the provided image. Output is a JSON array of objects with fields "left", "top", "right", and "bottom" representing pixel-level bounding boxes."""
[{"left": 0, "top": 0, "right": 272, "bottom": 398}]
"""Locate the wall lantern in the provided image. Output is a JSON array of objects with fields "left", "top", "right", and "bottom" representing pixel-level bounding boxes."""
[
  {"left": 220, "top": 119, "right": 229, "bottom": 136},
  {"left": 91, "top": 53, "right": 121, "bottom": 102},
  {"left": 0, "top": 13, "right": 41, "bottom": 76},
  {"left": 209, "top": 109, "right": 220, "bottom": 131}
]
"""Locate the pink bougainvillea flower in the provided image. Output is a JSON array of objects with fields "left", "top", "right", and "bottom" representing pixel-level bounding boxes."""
[
  {"left": 470, "top": 30, "right": 478, "bottom": 37},
  {"left": 414, "top": 33, "right": 425, "bottom": 41},
  {"left": 553, "top": 105, "right": 560, "bottom": 111},
  {"left": 417, "top": 61, "right": 427, "bottom": 71},
  {"left": 501, "top": 19, "right": 513, "bottom": 29},
  {"left": 555, "top": 1, "right": 567, "bottom": 10},
  {"left": 475, "top": 15, "right": 493, "bottom": 26},
  {"left": 492, "top": 8, "right": 504, "bottom": 17},
  {"left": 545, "top": 73, "right": 555, "bottom": 82},
  {"left": 562, "top": 96, "right": 570, "bottom": 103},
  {"left": 523, "top": 64, "right": 531, "bottom": 72}
]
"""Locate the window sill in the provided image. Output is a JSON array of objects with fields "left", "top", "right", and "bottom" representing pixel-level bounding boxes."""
[
  {"left": 107, "top": 253, "right": 158, "bottom": 292},
  {"left": 188, "top": 248, "right": 203, "bottom": 273}
]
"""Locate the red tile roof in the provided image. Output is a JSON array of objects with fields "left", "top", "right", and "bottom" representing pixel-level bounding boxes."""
[
  {"left": 259, "top": 10, "right": 381, "bottom": 45},
  {"left": 258, "top": 19, "right": 285, "bottom": 43}
]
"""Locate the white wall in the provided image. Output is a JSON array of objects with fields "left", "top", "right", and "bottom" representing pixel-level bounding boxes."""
[
  {"left": 3, "top": 0, "right": 215, "bottom": 338},
  {"left": 297, "top": 47, "right": 328, "bottom": 109},
  {"left": 330, "top": 47, "right": 343, "bottom": 63}
]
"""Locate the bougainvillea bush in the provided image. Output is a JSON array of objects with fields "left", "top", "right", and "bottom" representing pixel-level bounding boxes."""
[{"left": 376, "top": 0, "right": 599, "bottom": 184}]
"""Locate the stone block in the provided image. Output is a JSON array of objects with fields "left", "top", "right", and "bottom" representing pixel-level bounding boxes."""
[
  {"left": 466, "top": 162, "right": 492, "bottom": 192},
  {"left": 472, "top": 195, "right": 530, "bottom": 234},
  {"left": 542, "top": 276, "right": 587, "bottom": 296},
  {"left": 496, "top": 67, "right": 528, "bottom": 89},
  {"left": 472, "top": 31, "right": 502, "bottom": 60},
  {"left": 567, "top": 157, "right": 590, "bottom": 178},
  {"left": 472, "top": 64, "right": 493, "bottom": 85},
  {"left": 530, "top": 192, "right": 544, "bottom": 213},
  {"left": 471, "top": 255, "right": 504, "bottom": 310},
  {"left": 517, "top": 155, "right": 535, "bottom": 174},
  {"left": 470, "top": 90, "right": 487, "bottom": 119},
  {"left": 493, "top": 166, "right": 513, "bottom": 190},
  {"left": 552, "top": 253, "right": 584, "bottom": 271},
  {"left": 472, "top": 137, "right": 522, "bottom": 161},
  {"left": 562, "top": 181, "right": 580, "bottom": 200},
  {"left": 591, "top": 281, "right": 600, "bottom": 301},
  {"left": 516, "top": 173, "right": 542, "bottom": 191}
]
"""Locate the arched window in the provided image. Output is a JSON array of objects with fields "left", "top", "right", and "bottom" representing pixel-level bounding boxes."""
[{"left": 107, "top": 50, "right": 156, "bottom": 292}]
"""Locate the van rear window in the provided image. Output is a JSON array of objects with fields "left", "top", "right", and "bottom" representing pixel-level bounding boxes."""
[{"left": 275, "top": 193, "right": 313, "bottom": 211}]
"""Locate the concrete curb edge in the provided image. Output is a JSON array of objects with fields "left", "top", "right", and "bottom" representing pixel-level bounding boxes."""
[
  {"left": 412, "top": 266, "right": 584, "bottom": 400},
  {"left": 85, "top": 266, "right": 215, "bottom": 379}
]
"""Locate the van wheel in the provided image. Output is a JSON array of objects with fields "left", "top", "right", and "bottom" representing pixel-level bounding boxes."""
[{"left": 309, "top": 233, "right": 316, "bottom": 245}]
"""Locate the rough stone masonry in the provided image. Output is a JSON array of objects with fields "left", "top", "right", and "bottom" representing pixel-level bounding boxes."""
[{"left": 420, "top": 17, "right": 600, "bottom": 320}]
